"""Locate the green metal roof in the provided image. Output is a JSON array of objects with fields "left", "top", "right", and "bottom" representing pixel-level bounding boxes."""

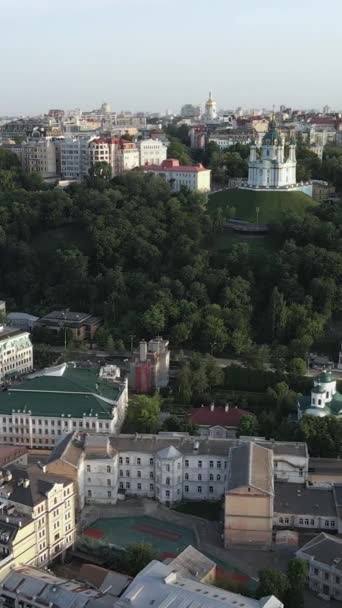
[
  {"left": 318, "top": 371, "right": 333, "bottom": 383},
  {"left": 312, "top": 385, "right": 325, "bottom": 394},
  {"left": 0, "top": 368, "right": 123, "bottom": 419}
]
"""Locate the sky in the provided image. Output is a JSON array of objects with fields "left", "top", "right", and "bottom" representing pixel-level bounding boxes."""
[{"left": 1, "top": 0, "right": 341, "bottom": 115}]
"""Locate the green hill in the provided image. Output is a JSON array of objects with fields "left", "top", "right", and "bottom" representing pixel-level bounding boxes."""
[{"left": 208, "top": 189, "right": 317, "bottom": 224}]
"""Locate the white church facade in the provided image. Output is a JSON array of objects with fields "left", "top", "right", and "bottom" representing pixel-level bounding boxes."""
[{"left": 242, "top": 117, "right": 312, "bottom": 195}]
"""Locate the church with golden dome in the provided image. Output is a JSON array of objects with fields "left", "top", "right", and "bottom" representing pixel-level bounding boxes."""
[{"left": 204, "top": 91, "right": 217, "bottom": 121}]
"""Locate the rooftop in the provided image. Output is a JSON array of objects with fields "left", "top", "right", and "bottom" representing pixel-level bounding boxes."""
[
  {"left": 298, "top": 533, "right": 342, "bottom": 570},
  {"left": 0, "top": 326, "right": 29, "bottom": 341},
  {"left": 0, "top": 446, "right": 27, "bottom": 467},
  {"left": 274, "top": 482, "right": 336, "bottom": 517},
  {"left": 0, "top": 366, "right": 124, "bottom": 419},
  {"left": 38, "top": 311, "right": 101, "bottom": 327},
  {"left": 0, "top": 464, "right": 72, "bottom": 508},
  {"left": 168, "top": 546, "right": 216, "bottom": 581},
  {"left": 190, "top": 405, "right": 251, "bottom": 428},
  {"left": 144, "top": 159, "right": 209, "bottom": 173},
  {"left": 227, "top": 442, "right": 274, "bottom": 495},
  {"left": 117, "top": 559, "right": 282, "bottom": 608}
]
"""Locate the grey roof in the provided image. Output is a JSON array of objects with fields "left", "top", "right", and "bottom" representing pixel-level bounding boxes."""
[
  {"left": 168, "top": 546, "right": 216, "bottom": 581},
  {"left": 157, "top": 446, "right": 182, "bottom": 460},
  {"left": 298, "top": 533, "right": 342, "bottom": 570},
  {"left": 47, "top": 433, "right": 82, "bottom": 467},
  {"left": 0, "top": 326, "right": 28, "bottom": 341},
  {"left": 274, "top": 483, "right": 337, "bottom": 517},
  {"left": 227, "top": 442, "right": 274, "bottom": 495},
  {"left": 38, "top": 311, "right": 101, "bottom": 327},
  {"left": 107, "top": 435, "right": 230, "bottom": 457},
  {"left": 118, "top": 560, "right": 281, "bottom": 608},
  {"left": 2, "top": 566, "right": 114, "bottom": 608},
  {"left": 1, "top": 464, "right": 71, "bottom": 508}
]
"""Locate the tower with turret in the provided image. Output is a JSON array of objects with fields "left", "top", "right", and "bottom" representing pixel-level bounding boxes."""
[
  {"left": 246, "top": 116, "right": 297, "bottom": 189},
  {"left": 204, "top": 91, "right": 217, "bottom": 121}
]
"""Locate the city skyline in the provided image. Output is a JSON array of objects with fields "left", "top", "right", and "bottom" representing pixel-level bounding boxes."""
[{"left": 1, "top": 0, "right": 341, "bottom": 114}]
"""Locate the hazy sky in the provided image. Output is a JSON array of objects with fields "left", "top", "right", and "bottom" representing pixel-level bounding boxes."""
[{"left": 1, "top": 0, "right": 341, "bottom": 115}]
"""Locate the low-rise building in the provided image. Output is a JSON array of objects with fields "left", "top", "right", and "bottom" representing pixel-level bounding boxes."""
[
  {"left": 144, "top": 159, "right": 211, "bottom": 192},
  {"left": 0, "top": 326, "right": 33, "bottom": 384},
  {"left": 129, "top": 338, "right": 170, "bottom": 393},
  {"left": 296, "top": 533, "right": 342, "bottom": 601},
  {"left": 190, "top": 404, "right": 252, "bottom": 438},
  {"left": 0, "top": 464, "right": 75, "bottom": 580},
  {"left": 312, "top": 179, "right": 336, "bottom": 202},
  {"left": 36, "top": 310, "right": 102, "bottom": 342},
  {"left": 274, "top": 482, "right": 338, "bottom": 532},
  {"left": 0, "top": 363, "right": 128, "bottom": 448},
  {"left": 224, "top": 442, "right": 274, "bottom": 548},
  {"left": 0, "top": 565, "right": 114, "bottom": 608},
  {"left": 7, "top": 312, "right": 39, "bottom": 332},
  {"left": 116, "top": 559, "right": 283, "bottom": 608},
  {"left": 46, "top": 433, "right": 307, "bottom": 510}
]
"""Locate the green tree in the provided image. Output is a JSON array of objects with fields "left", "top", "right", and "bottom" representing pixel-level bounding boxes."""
[
  {"left": 288, "top": 357, "right": 307, "bottom": 376},
  {"left": 256, "top": 569, "right": 289, "bottom": 602},
  {"left": 238, "top": 414, "right": 258, "bottom": 437},
  {"left": 120, "top": 543, "right": 157, "bottom": 576},
  {"left": 205, "top": 355, "right": 224, "bottom": 389},
  {"left": 285, "top": 558, "right": 308, "bottom": 608},
  {"left": 268, "top": 287, "right": 287, "bottom": 341},
  {"left": 88, "top": 161, "right": 112, "bottom": 180},
  {"left": 142, "top": 304, "right": 165, "bottom": 335},
  {"left": 167, "top": 141, "right": 192, "bottom": 165},
  {"left": 124, "top": 395, "right": 161, "bottom": 433},
  {"left": 177, "top": 363, "right": 193, "bottom": 404}
]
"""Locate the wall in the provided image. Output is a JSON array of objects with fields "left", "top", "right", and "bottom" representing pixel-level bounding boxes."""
[{"left": 224, "top": 488, "right": 273, "bottom": 548}]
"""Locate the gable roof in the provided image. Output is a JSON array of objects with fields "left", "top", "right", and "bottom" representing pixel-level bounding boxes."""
[
  {"left": 298, "top": 532, "right": 342, "bottom": 570},
  {"left": 227, "top": 442, "right": 274, "bottom": 495},
  {"left": 168, "top": 545, "right": 216, "bottom": 581},
  {"left": 190, "top": 406, "right": 251, "bottom": 428}
]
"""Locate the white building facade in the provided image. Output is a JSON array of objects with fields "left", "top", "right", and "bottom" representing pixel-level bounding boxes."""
[
  {"left": 144, "top": 159, "right": 211, "bottom": 192},
  {"left": 0, "top": 327, "right": 33, "bottom": 384},
  {"left": 138, "top": 139, "right": 167, "bottom": 166}
]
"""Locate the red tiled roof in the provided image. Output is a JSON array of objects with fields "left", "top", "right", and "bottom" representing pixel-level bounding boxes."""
[
  {"left": 144, "top": 159, "right": 208, "bottom": 173},
  {"left": 307, "top": 118, "right": 336, "bottom": 125},
  {"left": 190, "top": 406, "right": 251, "bottom": 428}
]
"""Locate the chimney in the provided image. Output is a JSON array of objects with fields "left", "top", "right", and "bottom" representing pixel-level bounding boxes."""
[
  {"left": 225, "top": 404, "right": 229, "bottom": 412},
  {"left": 210, "top": 403, "right": 215, "bottom": 412},
  {"left": 139, "top": 341, "right": 147, "bottom": 362}
]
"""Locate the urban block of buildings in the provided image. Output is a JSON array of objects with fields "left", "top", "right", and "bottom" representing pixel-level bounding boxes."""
[
  {"left": 0, "top": 326, "right": 33, "bottom": 384},
  {"left": 46, "top": 432, "right": 308, "bottom": 511},
  {"left": 0, "top": 363, "right": 128, "bottom": 448},
  {"left": 144, "top": 158, "right": 211, "bottom": 192},
  {"left": 129, "top": 338, "right": 170, "bottom": 393}
]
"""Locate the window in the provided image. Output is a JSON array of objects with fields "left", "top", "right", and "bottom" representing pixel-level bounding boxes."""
[
  {"left": 209, "top": 486, "right": 214, "bottom": 494},
  {"left": 119, "top": 457, "right": 123, "bottom": 464},
  {"left": 185, "top": 473, "right": 189, "bottom": 480},
  {"left": 185, "top": 485, "right": 189, "bottom": 492},
  {"left": 87, "top": 490, "right": 92, "bottom": 497},
  {"left": 331, "top": 520, "right": 335, "bottom": 527},
  {"left": 325, "top": 520, "right": 330, "bottom": 527},
  {"left": 166, "top": 464, "right": 170, "bottom": 472},
  {"left": 137, "top": 483, "right": 142, "bottom": 490},
  {"left": 166, "top": 490, "right": 170, "bottom": 497},
  {"left": 119, "top": 470, "right": 123, "bottom": 477},
  {"left": 304, "top": 519, "right": 309, "bottom": 526},
  {"left": 279, "top": 517, "right": 283, "bottom": 524},
  {"left": 217, "top": 474, "right": 221, "bottom": 481},
  {"left": 87, "top": 465, "right": 91, "bottom": 472},
  {"left": 126, "top": 457, "right": 130, "bottom": 464},
  {"left": 150, "top": 484, "right": 154, "bottom": 491},
  {"left": 166, "top": 477, "right": 170, "bottom": 486},
  {"left": 325, "top": 572, "right": 330, "bottom": 581},
  {"left": 107, "top": 479, "right": 111, "bottom": 486},
  {"left": 119, "top": 482, "right": 124, "bottom": 489},
  {"left": 137, "top": 457, "right": 141, "bottom": 465},
  {"left": 217, "top": 461, "right": 221, "bottom": 468},
  {"left": 150, "top": 458, "right": 154, "bottom": 466},
  {"left": 125, "top": 482, "right": 130, "bottom": 489},
  {"left": 137, "top": 470, "right": 141, "bottom": 478},
  {"left": 185, "top": 460, "right": 189, "bottom": 468},
  {"left": 314, "top": 568, "right": 319, "bottom": 576},
  {"left": 126, "top": 470, "right": 130, "bottom": 477},
  {"left": 299, "top": 518, "right": 303, "bottom": 525},
  {"left": 150, "top": 471, "right": 154, "bottom": 479},
  {"left": 209, "top": 461, "right": 214, "bottom": 468},
  {"left": 336, "top": 576, "right": 340, "bottom": 584},
  {"left": 311, "top": 519, "right": 315, "bottom": 526},
  {"left": 106, "top": 466, "right": 111, "bottom": 473},
  {"left": 197, "top": 486, "right": 202, "bottom": 493},
  {"left": 198, "top": 474, "right": 202, "bottom": 481},
  {"left": 198, "top": 460, "right": 202, "bottom": 468},
  {"left": 209, "top": 474, "right": 214, "bottom": 481},
  {"left": 107, "top": 491, "right": 111, "bottom": 498}
]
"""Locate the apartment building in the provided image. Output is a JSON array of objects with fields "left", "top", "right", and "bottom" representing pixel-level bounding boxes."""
[
  {"left": 46, "top": 433, "right": 309, "bottom": 510},
  {"left": 115, "top": 140, "right": 139, "bottom": 174},
  {"left": 138, "top": 138, "right": 167, "bottom": 166},
  {"left": 0, "top": 464, "right": 75, "bottom": 581},
  {"left": 129, "top": 338, "right": 170, "bottom": 393},
  {"left": 88, "top": 138, "right": 139, "bottom": 176},
  {"left": 60, "top": 136, "right": 94, "bottom": 179},
  {"left": 144, "top": 159, "right": 211, "bottom": 192},
  {"left": 22, "top": 138, "right": 58, "bottom": 178},
  {"left": 296, "top": 533, "right": 342, "bottom": 601},
  {"left": 0, "top": 363, "right": 128, "bottom": 448},
  {"left": 0, "top": 326, "right": 33, "bottom": 384},
  {"left": 209, "top": 129, "right": 257, "bottom": 149}
]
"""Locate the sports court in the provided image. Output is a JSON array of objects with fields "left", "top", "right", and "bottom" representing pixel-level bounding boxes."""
[{"left": 83, "top": 515, "right": 195, "bottom": 559}]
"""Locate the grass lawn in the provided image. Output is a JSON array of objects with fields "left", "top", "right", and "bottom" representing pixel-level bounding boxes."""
[
  {"left": 173, "top": 500, "right": 222, "bottom": 521},
  {"left": 208, "top": 189, "right": 317, "bottom": 224}
]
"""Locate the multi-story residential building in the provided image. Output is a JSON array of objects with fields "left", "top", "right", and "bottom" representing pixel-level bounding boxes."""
[
  {"left": 0, "top": 363, "right": 128, "bottom": 448},
  {"left": 36, "top": 310, "right": 102, "bottom": 342},
  {"left": 224, "top": 442, "right": 274, "bottom": 548},
  {"left": 22, "top": 138, "right": 58, "bottom": 178},
  {"left": 46, "top": 433, "right": 309, "bottom": 510},
  {"left": 144, "top": 158, "right": 211, "bottom": 192},
  {"left": 88, "top": 138, "right": 139, "bottom": 176},
  {"left": 0, "top": 326, "right": 33, "bottom": 384},
  {"left": 0, "top": 463, "right": 75, "bottom": 581},
  {"left": 189, "top": 126, "right": 206, "bottom": 150},
  {"left": 115, "top": 140, "right": 139, "bottom": 174},
  {"left": 296, "top": 533, "right": 342, "bottom": 601},
  {"left": 60, "top": 136, "right": 94, "bottom": 179},
  {"left": 209, "top": 129, "right": 258, "bottom": 149},
  {"left": 138, "top": 138, "right": 167, "bottom": 166},
  {"left": 129, "top": 338, "right": 170, "bottom": 393},
  {"left": 117, "top": 558, "right": 284, "bottom": 608}
]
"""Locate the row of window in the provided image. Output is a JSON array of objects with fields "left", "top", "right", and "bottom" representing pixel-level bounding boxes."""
[
  {"left": 312, "top": 567, "right": 341, "bottom": 583},
  {"left": 279, "top": 516, "right": 335, "bottom": 527}
]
